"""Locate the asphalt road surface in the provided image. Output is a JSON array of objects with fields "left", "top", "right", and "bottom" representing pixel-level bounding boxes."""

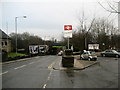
[{"left": 1, "top": 55, "right": 118, "bottom": 88}]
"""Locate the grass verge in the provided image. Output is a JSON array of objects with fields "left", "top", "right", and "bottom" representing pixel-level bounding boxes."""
[{"left": 8, "top": 52, "right": 27, "bottom": 58}]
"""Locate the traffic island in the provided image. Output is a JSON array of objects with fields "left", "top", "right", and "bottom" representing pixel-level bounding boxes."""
[
  {"left": 53, "top": 59, "right": 98, "bottom": 71},
  {"left": 74, "top": 60, "right": 98, "bottom": 70}
]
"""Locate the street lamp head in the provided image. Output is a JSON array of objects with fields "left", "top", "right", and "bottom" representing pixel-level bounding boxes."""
[
  {"left": 23, "top": 16, "right": 27, "bottom": 18},
  {"left": 15, "top": 16, "right": 27, "bottom": 18},
  {"left": 102, "top": 43, "right": 105, "bottom": 46}
]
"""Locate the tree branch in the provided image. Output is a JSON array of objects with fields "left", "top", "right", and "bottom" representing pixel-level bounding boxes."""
[{"left": 98, "top": 1, "right": 119, "bottom": 13}]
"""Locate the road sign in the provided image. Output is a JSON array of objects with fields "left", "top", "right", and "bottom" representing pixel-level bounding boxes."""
[
  {"left": 64, "top": 25, "right": 72, "bottom": 30},
  {"left": 64, "top": 25, "right": 72, "bottom": 49},
  {"left": 64, "top": 30, "right": 72, "bottom": 38},
  {"left": 64, "top": 25, "right": 72, "bottom": 38}
]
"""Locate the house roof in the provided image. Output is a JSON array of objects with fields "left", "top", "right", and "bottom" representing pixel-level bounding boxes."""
[{"left": 0, "top": 29, "right": 11, "bottom": 39}]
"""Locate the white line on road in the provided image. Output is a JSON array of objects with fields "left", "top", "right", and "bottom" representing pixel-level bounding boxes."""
[
  {"left": 34, "top": 57, "right": 40, "bottom": 59},
  {"left": 14, "top": 65, "right": 26, "bottom": 70},
  {"left": 43, "top": 84, "right": 47, "bottom": 88},
  {"left": 16, "top": 58, "right": 30, "bottom": 62},
  {"left": 59, "top": 59, "right": 61, "bottom": 67},
  {"left": 0, "top": 71, "right": 8, "bottom": 75},
  {"left": 2, "top": 56, "right": 41, "bottom": 65},
  {"left": 4, "top": 61, "right": 16, "bottom": 64},
  {"left": 42, "top": 67, "right": 53, "bottom": 88},
  {"left": 2, "top": 58, "right": 31, "bottom": 65},
  {"left": 42, "top": 58, "right": 59, "bottom": 88},
  {"left": 29, "top": 62, "right": 35, "bottom": 65}
]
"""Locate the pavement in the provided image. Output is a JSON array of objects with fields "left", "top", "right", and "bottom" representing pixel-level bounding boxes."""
[{"left": 53, "top": 56, "right": 98, "bottom": 70}]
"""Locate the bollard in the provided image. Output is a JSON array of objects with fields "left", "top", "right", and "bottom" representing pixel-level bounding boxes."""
[{"left": 62, "top": 49, "right": 74, "bottom": 67}]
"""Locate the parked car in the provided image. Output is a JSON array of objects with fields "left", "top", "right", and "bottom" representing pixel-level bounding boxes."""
[
  {"left": 101, "top": 49, "right": 120, "bottom": 58},
  {"left": 57, "top": 50, "right": 63, "bottom": 56},
  {"left": 80, "top": 51, "right": 97, "bottom": 61},
  {"left": 116, "top": 49, "right": 120, "bottom": 53}
]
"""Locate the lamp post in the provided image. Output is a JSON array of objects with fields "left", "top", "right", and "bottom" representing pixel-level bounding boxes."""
[{"left": 15, "top": 16, "right": 27, "bottom": 55}]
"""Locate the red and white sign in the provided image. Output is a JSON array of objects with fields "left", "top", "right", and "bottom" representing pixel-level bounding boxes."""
[
  {"left": 64, "top": 25, "right": 72, "bottom": 38},
  {"left": 64, "top": 25, "right": 72, "bottom": 30}
]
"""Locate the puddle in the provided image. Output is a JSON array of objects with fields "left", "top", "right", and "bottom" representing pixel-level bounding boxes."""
[{"left": 65, "top": 69, "right": 75, "bottom": 77}]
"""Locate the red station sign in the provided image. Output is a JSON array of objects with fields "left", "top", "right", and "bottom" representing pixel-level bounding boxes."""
[{"left": 64, "top": 25, "right": 72, "bottom": 30}]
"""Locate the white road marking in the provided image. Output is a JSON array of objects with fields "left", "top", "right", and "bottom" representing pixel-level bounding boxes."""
[
  {"left": 2, "top": 56, "right": 41, "bottom": 65},
  {"left": 59, "top": 59, "right": 61, "bottom": 67},
  {"left": 42, "top": 58, "right": 60, "bottom": 88},
  {"left": 43, "top": 63, "right": 54, "bottom": 88},
  {"left": 29, "top": 62, "right": 35, "bottom": 65},
  {"left": 4, "top": 61, "right": 16, "bottom": 64},
  {"left": 43, "top": 68, "right": 53, "bottom": 88},
  {"left": 2, "top": 58, "right": 31, "bottom": 65},
  {"left": 47, "top": 77, "right": 50, "bottom": 81},
  {"left": 16, "top": 58, "right": 31, "bottom": 62},
  {"left": 14, "top": 65, "right": 26, "bottom": 70},
  {"left": 0, "top": 71, "right": 8, "bottom": 75},
  {"left": 43, "top": 84, "right": 47, "bottom": 88},
  {"left": 34, "top": 57, "right": 40, "bottom": 59}
]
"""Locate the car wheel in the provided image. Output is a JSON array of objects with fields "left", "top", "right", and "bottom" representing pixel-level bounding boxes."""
[
  {"left": 94, "top": 58, "right": 97, "bottom": 61},
  {"left": 116, "top": 55, "right": 119, "bottom": 58},
  {"left": 102, "top": 54, "right": 105, "bottom": 57},
  {"left": 88, "top": 58, "right": 91, "bottom": 61},
  {"left": 80, "top": 57, "right": 83, "bottom": 60}
]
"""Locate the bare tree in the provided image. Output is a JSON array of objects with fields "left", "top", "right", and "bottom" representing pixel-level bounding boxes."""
[{"left": 98, "top": 1, "right": 120, "bottom": 14}]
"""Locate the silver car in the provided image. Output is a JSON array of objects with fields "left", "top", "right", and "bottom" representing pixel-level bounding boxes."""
[
  {"left": 101, "top": 49, "right": 120, "bottom": 58},
  {"left": 80, "top": 51, "right": 97, "bottom": 60}
]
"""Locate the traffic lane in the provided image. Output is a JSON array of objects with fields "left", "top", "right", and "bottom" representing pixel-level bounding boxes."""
[
  {"left": 2, "top": 56, "right": 52, "bottom": 72},
  {"left": 2, "top": 68, "right": 50, "bottom": 88},
  {"left": 2, "top": 56, "right": 48, "bottom": 72},
  {"left": 46, "top": 70, "right": 76, "bottom": 88},
  {"left": 97, "top": 57, "right": 118, "bottom": 74},
  {"left": 2, "top": 56, "right": 60, "bottom": 88},
  {"left": 46, "top": 57, "right": 118, "bottom": 88},
  {"left": 2, "top": 55, "right": 59, "bottom": 88},
  {"left": 77, "top": 57, "right": 118, "bottom": 88}
]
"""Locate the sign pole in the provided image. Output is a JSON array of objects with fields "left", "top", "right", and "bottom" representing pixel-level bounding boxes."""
[
  {"left": 68, "top": 37, "right": 69, "bottom": 49},
  {"left": 64, "top": 25, "right": 72, "bottom": 49}
]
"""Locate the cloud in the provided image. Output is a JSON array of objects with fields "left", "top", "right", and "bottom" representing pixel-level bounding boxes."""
[{"left": 2, "top": 0, "right": 118, "bottom": 41}]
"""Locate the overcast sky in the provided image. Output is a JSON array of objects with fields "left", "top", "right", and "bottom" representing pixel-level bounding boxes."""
[{"left": 1, "top": 0, "right": 119, "bottom": 41}]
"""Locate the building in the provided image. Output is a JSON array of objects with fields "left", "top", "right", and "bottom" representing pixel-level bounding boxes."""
[{"left": 0, "top": 29, "right": 11, "bottom": 52}]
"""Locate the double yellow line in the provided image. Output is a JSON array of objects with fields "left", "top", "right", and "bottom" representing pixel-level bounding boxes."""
[{"left": 48, "top": 61, "right": 56, "bottom": 69}]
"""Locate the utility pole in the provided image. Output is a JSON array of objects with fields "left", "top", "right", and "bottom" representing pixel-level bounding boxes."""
[
  {"left": 15, "top": 16, "right": 27, "bottom": 55},
  {"left": 15, "top": 17, "right": 17, "bottom": 55},
  {"left": 6, "top": 22, "right": 8, "bottom": 53},
  {"left": 118, "top": 1, "right": 120, "bottom": 31},
  {"left": 68, "top": 37, "right": 69, "bottom": 49}
]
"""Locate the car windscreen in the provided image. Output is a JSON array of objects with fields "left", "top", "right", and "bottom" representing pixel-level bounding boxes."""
[
  {"left": 83, "top": 51, "right": 90, "bottom": 55},
  {"left": 112, "top": 50, "right": 119, "bottom": 53}
]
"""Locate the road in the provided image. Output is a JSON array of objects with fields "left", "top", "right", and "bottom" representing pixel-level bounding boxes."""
[{"left": 1, "top": 55, "right": 118, "bottom": 88}]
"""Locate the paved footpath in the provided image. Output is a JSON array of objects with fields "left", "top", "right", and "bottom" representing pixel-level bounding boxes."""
[{"left": 53, "top": 56, "right": 98, "bottom": 70}]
